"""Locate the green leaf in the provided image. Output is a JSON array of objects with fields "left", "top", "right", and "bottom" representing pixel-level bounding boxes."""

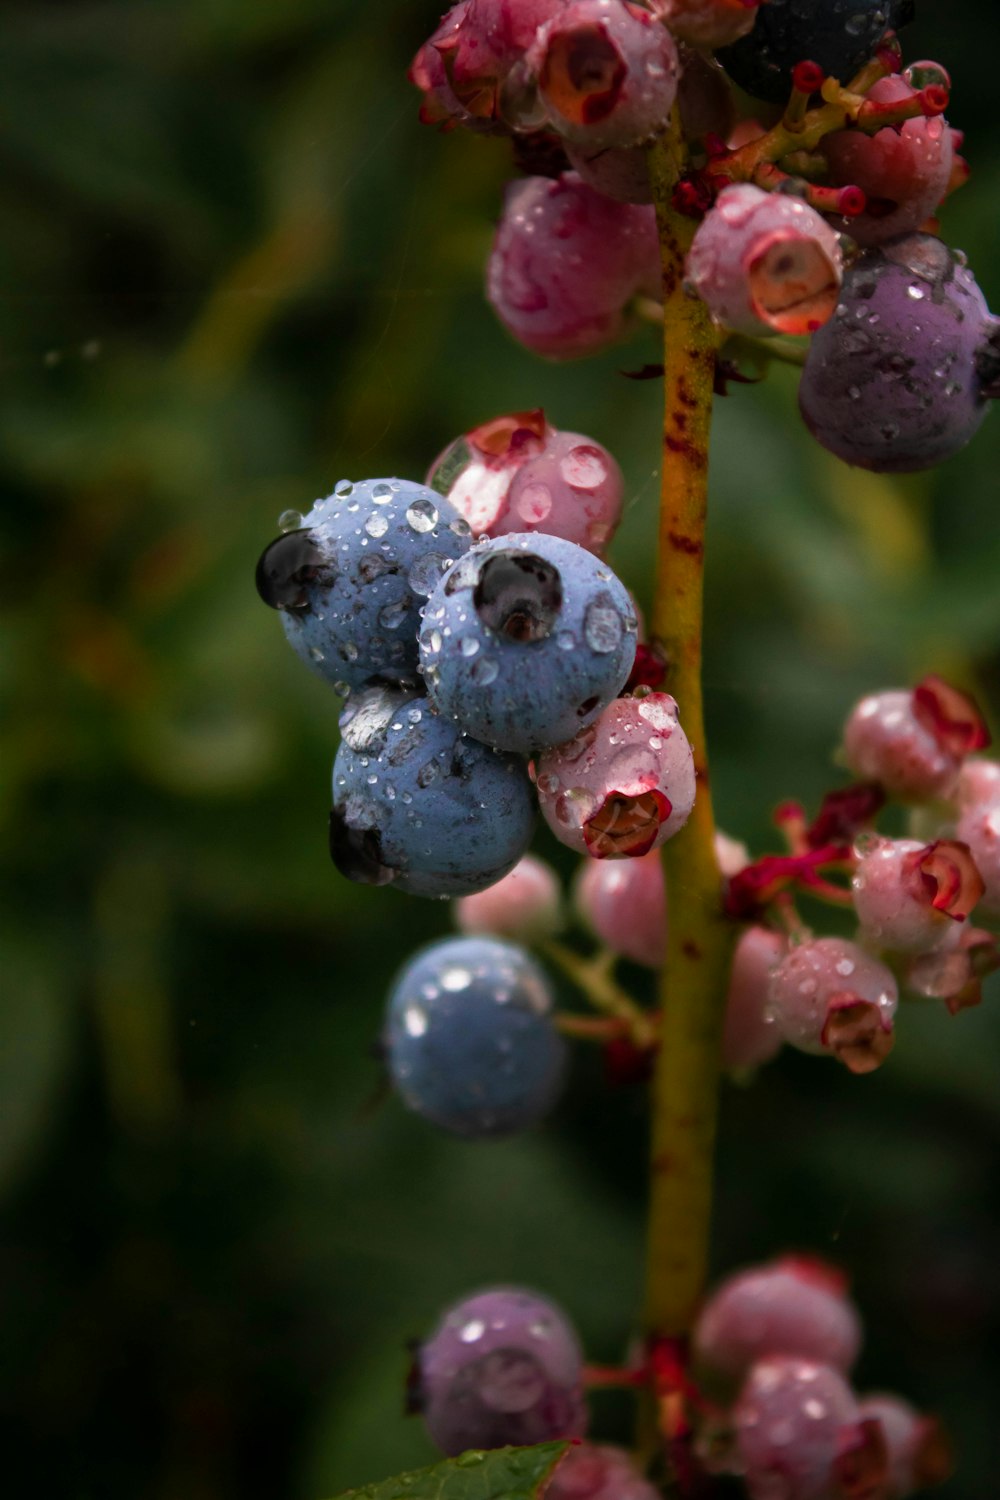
[{"left": 329, "top": 1442, "right": 569, "bottom": 1500}]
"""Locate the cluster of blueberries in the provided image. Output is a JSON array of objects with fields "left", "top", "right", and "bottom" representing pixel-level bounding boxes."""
[{"left": 412, "top": 1262, "right": 949, "bottom": 1499}]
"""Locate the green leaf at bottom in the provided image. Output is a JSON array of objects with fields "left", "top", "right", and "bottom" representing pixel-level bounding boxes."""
[{"left": 330, "top": 1441, "right": 570, "bottom": 1500}]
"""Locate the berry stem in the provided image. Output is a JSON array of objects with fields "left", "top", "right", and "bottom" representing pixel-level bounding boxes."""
[
  {"left": 643, "top": 121, "right": 735, "bottom": 1353},
  {"left": 540, "top": 940, "right": 657, "bottom": 1046}
]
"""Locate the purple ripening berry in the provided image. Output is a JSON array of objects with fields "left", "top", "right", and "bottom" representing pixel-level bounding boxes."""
[
  {"left": 732, "top": 1356, "right": 866, "bottom": 1500},
  {"left": 767, "top": 936, "right": 897, "bottom": 1074},
  {"left": 544, "top": 1442, "right": 660, "bottom": 1500},
  {"left": 417, "top": 1285, "right": 587, "bottom": 1455},
  {"left": 454, "top": 854, "right": 563, "bottom": 941},
  {"left": 851, "top": 835, "right": 984, "bottom": 954},
  {"left": 536, "top": 692, "right": 696, "bottom": 858},
  {"left": 686, "top": 183, "right": 843, "bottom": 338},
  {"left": 527, "top": 0, "right": 679, "bottom": 152},
  {"left": 799, "top": 234, "right": 1000, "bottom": 473},
  {"left": 487, "top": 172, "right": 660, "bottom": 359},
  {"left": 694, "top": 1257, "right": 862, "bottom": 1389},
  {"left": 722, "top": 924, "right": 787, "bottom": 1073},
  {"left": 427, "top": 408, "right": 624, "bottom": 556},
  {"left": 822, "top": 75, "right": 956, "bottom": 248},
  {"left": 574, "top": 847, "right": 666, "bottom": 967}
]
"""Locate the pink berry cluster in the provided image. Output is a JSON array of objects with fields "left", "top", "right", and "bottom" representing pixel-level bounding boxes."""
[
  {"left": 411, "top": 0, "right": 998, "bottom": 469},
  {"left": 694, "top": 1258, "right": 951, "bottom": 1500},
  {"left": 724, "top": 675, "right": 999, "bottom": 1074},
  {"left": 413, "top": 1266, "right": 950, "bottom": 1500}
]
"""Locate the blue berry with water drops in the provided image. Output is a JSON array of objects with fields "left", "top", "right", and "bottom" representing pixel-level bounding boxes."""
[
  {"left": 331, "top": 685, "right": 536, "bottom": 897},
  {"left": 717, "top": 0, "right": 915, "bottom": 104},
  {"left": 255, "top": 477, "right": 472, "bottom": 695},
  {"left": 799, "top": 235, "right": 1000, "bottom": 473},
  {"left": 419, "top": 532, "right": 637, "bottom": 754},
  {"left": 416, "top": 1284, "right": 587, "bottom": 1455},
  {"left": 384, "top": 936, "right": 566, "bottom": 1138}
]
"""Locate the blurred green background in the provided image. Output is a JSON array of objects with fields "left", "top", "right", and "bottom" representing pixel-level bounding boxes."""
[{"left": 2, "top": 1, "right": 1000, "bottom": 1496}]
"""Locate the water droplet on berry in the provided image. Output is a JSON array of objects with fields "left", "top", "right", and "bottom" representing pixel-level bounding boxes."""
[
  {"left": 406, "top": 497, "right": 439, "bottom": 533},
  {"left": 365, "top": 513, "right": 390, "bottom": 538},
  {"left": 515, "top": 483, "right": 553, "bottom": 523},
  {"left": 278, "top": 508, "right": 303, "bottom": 533},
  {"left": 470, "top": 656, "right": 500, "bottom": 686},
  {"left": 584, "top": 595, "right": 624, "bottom": 653},
  {"left": 334, "top": 479, "right": 353, "bottom": 497}
]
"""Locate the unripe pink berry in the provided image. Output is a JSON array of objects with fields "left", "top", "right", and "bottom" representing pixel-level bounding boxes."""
[
  {"left": 487, "top": 172, "right": 660, "bottom": 359},
  {"left": 694, "top": 1258, "right": 862, "bottom": 1387},
  {"left": 842, "top": 690, "right": 960, "bottom": 803},
  {"left": 955, "top": 757, "right": 1000, "bottom": 808},
  {"left": 528, "top": 0, "right": 679, "bottom": 151},
  {"left": 427, "top": 410, "right": 624, "bottom": 556},
  {"left": 857, "top": 1394, "right": 953, "bottom": 1497},
  {"left": 822, "top": 76, "right": 955, "bottom": 247},
  {"left": 907, "top": 923, "right": 999, "bottom": 1014},
  {"left": 686, "top": 184, "right": 843, "bottom": 337},
  {"left": 575, "top": 847, "right": 666, "bottom": 967},
  {"left": 544, "top": 1442, "right": 660, "bottom": 1500},
  {"left": 852, "top": 836, "right": 983, "bottom": 954},
  {"left": 767, "top": 936, "right": 897, "bottom": 1073},
  {"left": 955, "top": 798, "right": 1000, "bottom": 915},
  {"left": 536, "top": 693, "right": 696, "bottom": 857},
  {"left": 722, "top": 925, "right": 787, "bottom": 1072},
  {"left": 455, "top": 854, "right": 563, "bottom": 940},
  {"left": 734, "top": 1357, "right": 867, "bottom": 1500},
  {"left": 652, "top": 0, "right": 761, "bottom": 49}
]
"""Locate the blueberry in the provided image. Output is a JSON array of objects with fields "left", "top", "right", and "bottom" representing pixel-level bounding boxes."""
[
  {"left": 331, "top": 685, "right": 536, "bottom": 897},
  {"left": 384, "top": 936, "right": 566, "bottom": 1139},
  {"left": 255, "top": 478, "right": 472, "bottom": 695},
  {"left": 718, "top": 0, "right": 915, "bottom": 105},
  {"left": 418, "top": 1285, "right": 587, "bottom": 1455},
  {"left": 420, "top": 532, "right": 637, "bottom": 753}
]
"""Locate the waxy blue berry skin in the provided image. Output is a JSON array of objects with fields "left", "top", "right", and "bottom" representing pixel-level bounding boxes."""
[
  {"left": 331, "top": 686, "right": 536, "bottom": 898},
  {"left": 718, "top": 0, "right": 915, "bottom": 104},
  {"left": 384, "top": 936, "right": 566, "bottom": 1139},
  {"left": 256, "top": 478, "right": 472, "bottom": 695},
  {"left": 419, "top": 532, "right": 637, "bottom": 754}
]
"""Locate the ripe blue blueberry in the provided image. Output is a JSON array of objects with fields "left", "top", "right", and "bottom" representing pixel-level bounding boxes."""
[
  {"left": 419, "top": 532, "right": 637, "bottom": 754},
  {"left": 331, "top": 686, "right": 536, "bottom": 897},
  {"left": 255, "top": 477, "right": 472, "bottom": 695},
  {"left": 417, "top": 1285, "right": 587, "bottom": 1456},
  {"left": 718, "top": 0, "right": 915, "bottom": 104},
  {"left": 383, "top": 936, "right": 566, "bottom": 1137}
]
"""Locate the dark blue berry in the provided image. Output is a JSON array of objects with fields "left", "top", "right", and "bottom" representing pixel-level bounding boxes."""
[
  {"left": 256, "top": 478, "right": 472, "bottom": 695},
  {"left": 384, "top": 936, "right": 566, "bottom": 1138},
  {"left": 331, "top": 686, "right": 536, "bottom": 897},
  {"left": 718, "top": 0, "right": 915, "bottom": 104},
  {"left": 420, "top": 532, "right": 637, "bottom": 753}
]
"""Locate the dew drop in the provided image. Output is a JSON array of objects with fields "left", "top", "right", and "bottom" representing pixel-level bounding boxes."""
[{"left": 406, "top": 497, "right": 439, "bottom": 533}]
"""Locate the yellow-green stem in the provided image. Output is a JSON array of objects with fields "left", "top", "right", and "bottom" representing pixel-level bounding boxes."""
[{"left": 643, "top": 127, "right": 736, "bottom": 1343}]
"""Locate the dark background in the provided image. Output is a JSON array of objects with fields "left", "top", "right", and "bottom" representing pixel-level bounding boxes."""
[{"left": 1, "top": 1, "right": 999, "bottom": 1496}]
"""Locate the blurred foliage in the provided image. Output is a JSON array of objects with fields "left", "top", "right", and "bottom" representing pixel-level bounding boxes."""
[{"left": 1, "top": 1, "right": 1000, "bottom": 1498}]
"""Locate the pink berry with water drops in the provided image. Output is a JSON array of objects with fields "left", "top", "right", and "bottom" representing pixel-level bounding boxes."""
[
  {"left": 852, "top": 836, "right": 983, "bottom": 955},
  {"left": 733, "top": 1356, "right": 865, "bottom": 1500},
  {"left": 544, "top": 1442, "right": 660, "bottom": 1500},
  {"left": 527, "top": 0, "right": 679, "bottom": 151},
  {"left": 722, "top": 925, "right": 787, "bottom": 1072},
  {"left": 455, "top": 854, "right": 563, "bottom": 940},
  {"left": 487, "top": 172, "right": 660, "bottom": 359},
  {"left": 857, "top": 1394, "right": 953, "bottom": 1497},
  {"left": 841, "top": 676, "right": 990, "bottom": 803},
  {"left": 955, "top": 797, "right": 1000, "bottom": 916},
  {"left": 535, "top": 693, "right": 696, "bottom": 858},
  {"left": 767, "top": 936, "right": 897, "bottom": 1073},
  {"left": 822, "top": 74, "right": 956, "bottom": 247},
  {"left": 694, "top": 1258, "right": 862, "bottom": 1387},
  {"left": 575, "top": 847, "right": 666, "bottom": 967},
  {"left": 418, "top": 1285, "right": 587, "bottom": 1456},
  {"left": 428, "top": 410, "right": 625, "bottom": 556},
  {"left": 686, "top": 183, "right": 844, "bottom": 338},
  {"left": 652, "top": 0, "right": 762, "bottom": 49}
]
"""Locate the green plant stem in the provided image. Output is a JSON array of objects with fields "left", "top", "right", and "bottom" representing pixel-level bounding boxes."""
[
  {"left": 643, "top": 126, "right": 736, "bottom": 1347},
  {"left": 541, "top": 941, "right": 657, "bottom": 1047}
]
